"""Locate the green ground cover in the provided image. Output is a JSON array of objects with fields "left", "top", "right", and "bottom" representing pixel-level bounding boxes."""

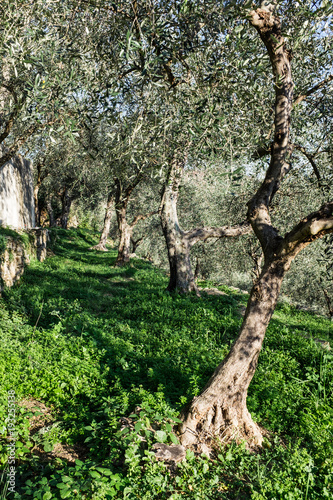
[{"left": 0, "top": 229, "right": 332, "bottom": 499}]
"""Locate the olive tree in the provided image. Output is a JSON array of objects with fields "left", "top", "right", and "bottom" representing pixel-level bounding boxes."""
[
  {"left": 0, "top": 0, "right": 92, "bottom": 171},
  {"left": 180, "top": 0, "right": 333, "bottom": 448}
]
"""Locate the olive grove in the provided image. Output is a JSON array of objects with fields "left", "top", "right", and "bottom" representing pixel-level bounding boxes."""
[{"left": 2, "top": 0, "right": 332, "bottom": 453}]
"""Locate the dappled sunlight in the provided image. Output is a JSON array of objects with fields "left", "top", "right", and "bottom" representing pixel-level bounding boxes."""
[{"left": 1, "top": 229, "right": 332, "bottom": 499}]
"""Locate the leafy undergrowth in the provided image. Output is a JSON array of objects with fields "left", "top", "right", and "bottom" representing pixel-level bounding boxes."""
[{"left": 0, "top": 228, "right": 332, "bottom": 499}]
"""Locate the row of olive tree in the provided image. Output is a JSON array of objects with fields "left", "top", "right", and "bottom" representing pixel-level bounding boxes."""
[
  {"left": 9, "top": 0, "right": 332, "bottom": 450},
  {"left": 88, "top": 0, "right": 333, "bottom": 448}
]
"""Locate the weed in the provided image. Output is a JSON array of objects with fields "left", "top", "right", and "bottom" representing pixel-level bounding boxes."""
[{"left": 0, "top": 229, "right": 332, "bottom": 499}]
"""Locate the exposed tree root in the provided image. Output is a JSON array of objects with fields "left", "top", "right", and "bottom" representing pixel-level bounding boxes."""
[
  {"left": 89, "top": 243, "right": 108, "bottom": 252},
  {"left": 179, "top": 399, "right": 263, "bottom": 452}
]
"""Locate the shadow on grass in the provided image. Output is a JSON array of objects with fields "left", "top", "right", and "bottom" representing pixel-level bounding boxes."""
[
  {"left": 14, "top": 229, "right": 330, "bottom": 460},
  {"left": 3, "top": 229, "right": 332, "bottom": 500},
  {"left": 3, "top": 230, "right": 243, "bottom": 414}
]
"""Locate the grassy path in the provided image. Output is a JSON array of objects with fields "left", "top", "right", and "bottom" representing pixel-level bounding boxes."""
[{"left": 0, "top": 229, "right": 332, "bottom": 499}]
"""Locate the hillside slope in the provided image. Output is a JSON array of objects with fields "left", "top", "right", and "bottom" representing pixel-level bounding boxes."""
[{"left": 0, "top": 229, "right": 332, "bottom": 499}]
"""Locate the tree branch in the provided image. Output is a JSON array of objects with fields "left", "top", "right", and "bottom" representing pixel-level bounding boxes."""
[
  {"left": 252, "top": 145, "right": 271, "bottom": 160},
  {"left": 294, "top": 74, "right": 333, "bottom": 106},
  {"left": 130, "top": 210, "right": 158, "bottom": 228},
  {"left": 248, "top": 8, "right": 293, "bottom": 256},
  {"left": 280, "top": 202, "right": 333, "bottom": 258},
  {"left": 294, "top": 144, "right": 323, "bottom": 187},
  {"left": 186, "top": 222, "right": 251, "bottom": 247}
]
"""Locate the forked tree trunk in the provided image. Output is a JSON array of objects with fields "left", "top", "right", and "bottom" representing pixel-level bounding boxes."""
[
  {"left": 91, "top": 192, "right": 115, "bottom": 251},
  {"left": 160, "top": 154, "right": 199, "bottom": 294},
  {"left": 180, "top": 257, "right": 290, "bottom": 447},
  {"left": 179, "top": 5, "right": 333, "bottom": 450}
]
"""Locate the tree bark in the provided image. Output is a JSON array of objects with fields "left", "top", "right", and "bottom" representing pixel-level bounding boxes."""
[
  {"left": 160, "top": 153, "right": 251, "bottom": 294},
  {"left": 179, "top": 5, "right": 333, "bottom": 450},
  {"left": 46, "top": 195, "right": 56, "bottom": 228},
  {"left": 60, "top": 188, "right": 72, "bottom": 229},
  {"left": 159, "top": 153, "right": 199, "bottom": 294},
  {"left": 91, "top": 191, "right": 115, "bottom": 251},
  {"left": 114, "top": 175, "right": 157, "bottom": 266}
]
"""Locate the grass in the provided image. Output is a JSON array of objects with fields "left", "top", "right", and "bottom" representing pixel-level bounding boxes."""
[
  {"left": 0, "top": 228, "right": 35, "bottom": 258},
  {"left": 0, "top": 228, "right": 332, "bottom": 499}
]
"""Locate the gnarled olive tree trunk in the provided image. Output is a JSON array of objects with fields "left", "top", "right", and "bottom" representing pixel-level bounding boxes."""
[
  {"left": 60, "top": 187, "right": 72, "bottom": 229},
  {"left": 160, "top": 153, "right": 251, "bottom": 294},
  {"left": 179, "top": 5, "right": 333, "bottom": 449},
  {"left": 46, "top": 194, "right": 56, "bottom": 227},
  {"left": 114, "top": 176, "right": 157, "bottom": 267},
  {"left": 91, "top": 191, "right": 115, "bottom": 251}
]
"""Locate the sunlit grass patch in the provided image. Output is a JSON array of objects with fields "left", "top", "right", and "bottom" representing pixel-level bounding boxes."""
[{"left": 0, "top": 229, "right": 332, "bottom": 499}]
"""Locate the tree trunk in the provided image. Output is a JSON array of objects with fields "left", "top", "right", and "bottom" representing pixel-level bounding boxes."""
[
  {"left": 179, "top": 5, "right": 333, "bottom": 451},
  {"left": 61, "top": 188, "right": 72, "bottom": 229},
  {"left": 115, "top": 206, "right": 132, "bottom": 266},
  {"left": 46, "top": 195, "right": 56, "bottom": 227},
  {"left": 160, "top": 154, "right": 251, "bottom": 294},
  {"left": 91, "top": 192, "right": 114, "bottom": 251},
  {"left": 34, "top": 184, "right": 41, "bottom": 227},
  {"left": 180, "top": 257, "right": 290, "bottom": 448},
  {"left": 160, "top": 155, "right": 199, "bottom": 294}
]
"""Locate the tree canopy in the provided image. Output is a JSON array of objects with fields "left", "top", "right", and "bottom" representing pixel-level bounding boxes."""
[{"left": 1, "top": 1, "right": 333, "bottom": 497}]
